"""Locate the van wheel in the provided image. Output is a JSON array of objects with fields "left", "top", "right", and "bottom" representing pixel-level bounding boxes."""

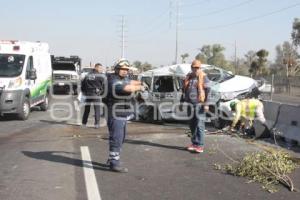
[
  {"left": 18, "top": 98, "right": 30, "bottom": 120},
  {"left": 40, "top": 93, "right": 49, "bottom": 111}
]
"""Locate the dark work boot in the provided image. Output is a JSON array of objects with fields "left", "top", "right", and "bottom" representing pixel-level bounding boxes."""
[
  {"left": 110, "top": 165, "right": 128, "bottom": 173},
  {"left": 107, "top": 159, "right": 128, "bottom": 173}
]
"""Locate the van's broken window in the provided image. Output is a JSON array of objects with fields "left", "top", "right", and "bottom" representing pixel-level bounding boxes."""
[
  {"left": 203, "top": 68, "right": 221, "bottom": 82},
  {"left": 153, "top": 76, "right": 174, "bottom": 92}
]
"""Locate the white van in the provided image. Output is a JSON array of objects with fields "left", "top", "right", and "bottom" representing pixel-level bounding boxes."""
[{"left": 0, "top": 40, "right": 52, "bottom": 120}]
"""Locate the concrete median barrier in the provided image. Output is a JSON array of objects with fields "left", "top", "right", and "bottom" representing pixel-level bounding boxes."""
[
  {"left": 274, "top": 104, "right": 300, "bottom": 144},
  {"left": 254, "top": 101, "right": 281, "bottom": 138},
  {"left": 262, "top": 101, "right": 281, "bottom": 129}
]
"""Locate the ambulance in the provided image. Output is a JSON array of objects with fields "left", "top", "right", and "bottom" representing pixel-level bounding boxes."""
[{"left": 0, "top": 40, "right": 52, "bottom": 120}]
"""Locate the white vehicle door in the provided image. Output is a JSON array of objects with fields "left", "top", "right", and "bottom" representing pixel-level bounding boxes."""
[{"left": 24, "top": 56, "right": 39, "bottom": 104}]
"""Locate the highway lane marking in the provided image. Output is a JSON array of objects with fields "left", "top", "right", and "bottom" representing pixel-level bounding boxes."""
[{"left": 81, "top": 146, "right": 102, "bottom": 200}]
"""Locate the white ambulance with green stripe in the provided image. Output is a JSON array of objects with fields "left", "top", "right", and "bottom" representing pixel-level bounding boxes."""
[{"left": 0, "top": 40, "right": 52, "bottom": 120}]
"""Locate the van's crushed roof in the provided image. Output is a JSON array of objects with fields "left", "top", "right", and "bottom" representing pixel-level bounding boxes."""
[{"left": 141, "top": 63, "right": 212, "bottom": 76}]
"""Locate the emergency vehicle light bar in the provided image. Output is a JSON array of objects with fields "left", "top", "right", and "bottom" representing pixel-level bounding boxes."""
[{"left": 0, "top": 40, "right": 18, "bottom": 44}]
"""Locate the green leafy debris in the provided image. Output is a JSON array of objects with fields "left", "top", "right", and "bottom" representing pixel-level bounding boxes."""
[{"left": 219, "top": 151, "right": 299, "bottom": 193}]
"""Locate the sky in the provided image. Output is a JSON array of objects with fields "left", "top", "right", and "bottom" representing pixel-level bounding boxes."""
[{"left": 1, "top": 0, "right": 299, "bottom": 67}]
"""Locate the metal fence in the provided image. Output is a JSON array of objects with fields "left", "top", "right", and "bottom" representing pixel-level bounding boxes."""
[{"left": 254, "top": 75, "right": 300, "bottom": 105}]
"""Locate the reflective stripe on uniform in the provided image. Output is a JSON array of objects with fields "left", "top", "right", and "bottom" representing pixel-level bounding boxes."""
[{"left": 109, "top": 152, "right": 120, "bottom": 160}]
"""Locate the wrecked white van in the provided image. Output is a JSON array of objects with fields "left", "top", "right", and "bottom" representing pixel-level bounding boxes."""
[{"left": 137, "top": 64, "right": 259, "bottom": 126}]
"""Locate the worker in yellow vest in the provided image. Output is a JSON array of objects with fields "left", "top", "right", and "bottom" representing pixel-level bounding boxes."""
[
  {"left": 230, "top": 98, "right": 266, "bottom": 132},
  {"left": 225, "top": 88, "right": 270, "bottom": 138}
]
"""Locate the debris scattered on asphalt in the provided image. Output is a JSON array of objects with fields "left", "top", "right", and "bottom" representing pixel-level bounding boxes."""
[{"left": 218, "top": 150, "right": 299, "bottom": 193}]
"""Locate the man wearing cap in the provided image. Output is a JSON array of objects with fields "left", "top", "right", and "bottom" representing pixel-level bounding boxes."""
[
  {"left": 181, "top": 59, "right": 209, "bottom": 153},
  {"left": 81, "top": 63, "right": 105, "bottom": 129},
  {"left": 106, "top": 59, "right": 144, "bottom": 173}
]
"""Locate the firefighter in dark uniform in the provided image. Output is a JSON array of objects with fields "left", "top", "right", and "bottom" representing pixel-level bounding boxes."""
[
  {"left": 81, "top": 63, "right": 105, "bottom": 128},
  {"left": 106, "top": 59, "right": 144, "bottom": 173}
]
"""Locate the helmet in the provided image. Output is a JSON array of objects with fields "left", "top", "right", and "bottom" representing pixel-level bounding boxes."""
[
  {"left": 114, "top": 58, "right": 130, "bottom": 71},
  {"left": 230, "top": 101, "right": 237, "bottom": 111},
  {"left": 191, "top": 59, "right": 201, "bottom": 68}
]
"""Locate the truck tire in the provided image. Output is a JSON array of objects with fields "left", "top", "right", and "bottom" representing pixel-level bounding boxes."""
[
  {"left": 18, "top": 97, "right": 30, "bottom": 120},
  {"left": 40, "top": 93, "right": 49, "bottom": 111}
]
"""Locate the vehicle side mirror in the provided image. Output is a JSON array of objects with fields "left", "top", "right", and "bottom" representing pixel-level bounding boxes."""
[{"left": 27, "top": 68, "right": 37, "bottom": 80}]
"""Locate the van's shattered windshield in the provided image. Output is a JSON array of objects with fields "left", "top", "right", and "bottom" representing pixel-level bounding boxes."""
[
  {"left": 203, "top": 67, "right": 234, "bottom": 83},
  {"left": 0, "top": 54, "right": 25, "bottom": 77}
]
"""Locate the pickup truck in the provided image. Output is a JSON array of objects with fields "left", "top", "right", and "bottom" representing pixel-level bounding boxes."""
[{"left": 52, "top": 56, "right": 81, "bottom": 95}]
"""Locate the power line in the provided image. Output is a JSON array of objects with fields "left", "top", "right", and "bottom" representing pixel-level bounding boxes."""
[
  {"left": 183, "top": 0, "right": 255, "bottom": 19},
  {"left": 130, "top": 7, "right": 170, "bottom": 37},
  {"left": 128, "top": 27, "right": 170, "bottom": 45},
  {"left": 185, "top": 2, "right": 300, "bottom": 31},
  {"left": 181, "top": 0, "right": 210, "bottom": 7},
  {"left": 129, "top": 15, "right": 170, "bottom": 39}
]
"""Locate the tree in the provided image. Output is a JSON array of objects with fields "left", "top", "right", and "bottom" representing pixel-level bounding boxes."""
[
  {"left": 141, "top": 62, "right": 153, "bottom": 72},
  {"left": 249, "top": 49, "right": 269, "bottom": 76},
  {"left": 132, "top": 60, "right": 142, "bottom": 68},
  {"left": 244, "top": 50, "right": 256, "bottom": 69},
  {"left": 292, "top": 18, "right": 300, "bottom": 48},
  {"left": 273, "top": 41, "right": 300, "bottom": 76},
  {"left": 195, "top": 45, "right": 210, "bottom": 63},
  {"left": 256, "top": 49, "right": 269, "bottom": 75},
  {"left": 249, "top": 61, "right": 259, "bottom": 76},
  {"left": 132, "top": 60, "right": 152, "bottom": 73},
  {"left": 180, "top": 53, "right": 189, "bottom": 63},
  {"left": 195, "top": 44, "right": 229, "bottom": 69},
  {"left": 232, "top": 58, "right": 249, "bottom": 76}
]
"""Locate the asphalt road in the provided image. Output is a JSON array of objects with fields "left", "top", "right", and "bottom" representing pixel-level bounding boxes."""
[{"left": 0, "top": 95, "right": 299, "bottom": 200}]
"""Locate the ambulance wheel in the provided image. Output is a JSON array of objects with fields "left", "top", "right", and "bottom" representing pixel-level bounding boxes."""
[
  {"left": 18, "top": 97, "right": 30, "bottom": 120},
  {"left": 40, "top": 93, "right": 49, "bottom": 111}
]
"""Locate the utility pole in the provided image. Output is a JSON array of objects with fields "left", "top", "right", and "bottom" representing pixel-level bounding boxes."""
[
  {"left": 234, "top": 40, "right": 238, "bottom": 74},
  {"left": 169, "top": 1, "right": 173, "bottom": 29},
  {"left": 117, "top": 15, "right": 127, "bottom": 58},
  {"left": 121, "top": 15, "right": 125, "bottom": 58},
  {"left": 174, "top": 0, "right": 180, "bottom": 64}
]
